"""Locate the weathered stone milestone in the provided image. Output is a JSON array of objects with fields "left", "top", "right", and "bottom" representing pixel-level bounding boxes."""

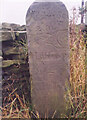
[{"left": 26, "top": 0, "right": 69, "bottom": 118}]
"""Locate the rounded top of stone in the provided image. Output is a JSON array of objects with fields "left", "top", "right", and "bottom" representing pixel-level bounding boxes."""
[{"left": 35, "top": 0, "right": 60, "bottom": 2}]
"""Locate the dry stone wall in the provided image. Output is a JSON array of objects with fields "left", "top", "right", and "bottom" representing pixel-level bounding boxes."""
[{"left": 0, "top": 23, "right": 30, "bottom": 106}]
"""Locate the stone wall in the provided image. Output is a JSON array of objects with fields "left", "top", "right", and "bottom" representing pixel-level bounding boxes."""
[{"left": 0, "top": 23, "right": 30, "bottom": 106}]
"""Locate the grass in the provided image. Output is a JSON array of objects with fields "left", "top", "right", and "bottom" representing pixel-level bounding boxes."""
[
  {"left": 2, "top": 9, "right": 87, "bottom": 119},
  {"left": 65, "top": 8, "right": 87, "bottom": 118}
]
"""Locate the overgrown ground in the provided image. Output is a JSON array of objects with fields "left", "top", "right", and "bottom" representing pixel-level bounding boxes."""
[{"left": 2, "top": 11, "right": 87, "bottom": 118}]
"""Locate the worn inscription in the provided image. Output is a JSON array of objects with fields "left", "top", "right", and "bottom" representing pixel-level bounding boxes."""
[
  {"left": 26, "top": 1, "right": 69, "bottom": 118},
  {"left": 31, "top": 52, "right": 61, "bottom": 59}
]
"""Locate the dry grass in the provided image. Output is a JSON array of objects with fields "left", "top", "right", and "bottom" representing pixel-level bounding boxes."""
[
  {"left": 2, "top": 90, "right": 30, "bottom": 118},
  {"left": 65, "top": 8, "right": 87, "bottom": 118}
]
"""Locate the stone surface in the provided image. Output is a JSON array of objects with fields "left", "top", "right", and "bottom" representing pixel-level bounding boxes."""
[
  {"left": 1, "top": 23, "right": 21, "bottom": 31},
  {"left": 26, "top": 1, "right": 69, "bottom": 118},
  {"left": 1, "top": 23, "right": 30, "bottom": 107},
  {"left": 0, "top": 24, "right": 27, "bottom": 61},
  {"left": 1, "top": 31, "right": 15, "bottom": 41}
]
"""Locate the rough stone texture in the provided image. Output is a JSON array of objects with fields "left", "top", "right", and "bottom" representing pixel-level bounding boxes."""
[
  {"left": 1, "top": 23, "right": 20, "bottom": 31},
  {"left": 0, "top": 23, "right": 27, "bottom": 68},
  {"left": 26, "top": 1, "right": 69, "bottom": 118},
  {"left": 0, "top": 23, "right": 27, "bottom": 62},
  {"left": 0, "top": 23, "right": 30, "bottom": 107}
]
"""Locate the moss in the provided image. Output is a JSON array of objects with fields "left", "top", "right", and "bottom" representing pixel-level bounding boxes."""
[
  {"left": 2, "top": 60, "right": 25, "bottom": 68},
  {"left": 3, "top": 47, "right": 20, "bottom": 55},
  {"left": 1, "top": 32, "right": 14, "bottom": 41}
]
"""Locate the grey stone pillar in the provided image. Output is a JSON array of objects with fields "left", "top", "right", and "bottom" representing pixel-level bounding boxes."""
[{"left": 26, "top": 0, "right": 69, "bottom": 118}]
